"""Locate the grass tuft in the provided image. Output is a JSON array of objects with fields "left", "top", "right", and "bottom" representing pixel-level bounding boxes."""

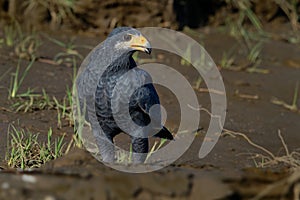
[
  {"left": 6, "top": 125, "right": 65, "bottom": 169},
  {"left": 8, "top": 59, "right": 35, "bottom": 99},
  {"left": 114, "top": 138, "right": 168, "bottom": 164},
  {"left": 43, "top": 35, "right": 85, "bottom": 66},
  {"left": 15, "top": 34, "right": 42, "bottom": 60},
  {"left": 23, "top": 0, "right": 77, "bottom": 28},
  {"left": 3, "top": 21, "right": 22, "bottom": 47},
  {"left": 271, "top": 81, "right": 299, "bottom": 112}
]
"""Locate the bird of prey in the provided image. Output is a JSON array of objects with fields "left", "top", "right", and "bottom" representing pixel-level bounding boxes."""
[{"left": 76, "top": 27, "right": 173, "bottom": 163}]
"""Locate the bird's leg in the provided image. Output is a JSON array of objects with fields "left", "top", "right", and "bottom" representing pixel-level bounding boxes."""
[
  {"left": 131, "top": 137, "right": 148, "bottom": 164},
  {"left": 92, "top": 128, "right": 115, "bottom": 163}
]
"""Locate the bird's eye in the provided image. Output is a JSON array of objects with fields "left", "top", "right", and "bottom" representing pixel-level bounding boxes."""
[{"left": 124, "top": 34, "right": 132, "bottom": 41}]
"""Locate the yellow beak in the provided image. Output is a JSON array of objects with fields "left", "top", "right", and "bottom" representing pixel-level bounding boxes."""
[{"left": 130, "top": 35, "right": 151, "bottom": 54}]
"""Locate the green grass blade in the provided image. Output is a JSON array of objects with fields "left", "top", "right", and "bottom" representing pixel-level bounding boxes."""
[{"left": 292, "top": 81, "right": 299, "bottom": 107}]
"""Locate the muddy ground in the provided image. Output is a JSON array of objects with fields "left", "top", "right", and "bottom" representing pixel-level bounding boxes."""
[{"left": 0, "top": 17, "right": 299, "bottom": 200}]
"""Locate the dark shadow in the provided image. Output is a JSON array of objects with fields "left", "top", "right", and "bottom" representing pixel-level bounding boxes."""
[{"left": 173, "top": 0, "right": 225, "bottom": 30}]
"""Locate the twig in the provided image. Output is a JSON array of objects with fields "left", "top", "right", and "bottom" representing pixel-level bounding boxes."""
[
  {"left": 223, "top": 128, "right": 276, "bottom": 160},
  {"left": 193, "top": 87, "right": 226, "bottom": 95},
  {"left": 235, "top": 90, "right": 259, "bottom": 100},
  {"left": 278, "top": 130, "right": 290, "bottom": 156},
  {"left": 0, "top": 106, "right": 13, "bottom": 112},
  {"left": 188, "top": 104, "right": 299, "bottom": 168},
  {"left": 37, "top": 58, "right": 60, "bottom": 66}
]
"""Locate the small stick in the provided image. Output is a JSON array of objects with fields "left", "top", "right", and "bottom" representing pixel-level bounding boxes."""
[{"left": 278, "top": 129, "right": 290, "bottom": 156}]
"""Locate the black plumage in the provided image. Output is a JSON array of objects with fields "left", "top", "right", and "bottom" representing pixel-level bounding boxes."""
[{"left": 76, "top": 27, "right": 173, "bottom": 163}]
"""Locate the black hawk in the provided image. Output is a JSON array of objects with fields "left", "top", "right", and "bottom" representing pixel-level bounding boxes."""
[{"left": 76, "top": 27, "right": 173, "bottom": 163}]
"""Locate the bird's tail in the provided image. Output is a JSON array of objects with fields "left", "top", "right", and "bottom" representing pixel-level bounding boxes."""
[{"left": 154, "top": 126, "right": 174, "bottom": 140}]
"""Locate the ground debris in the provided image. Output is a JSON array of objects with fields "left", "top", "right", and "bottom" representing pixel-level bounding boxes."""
[{"left": 0, "top": 149, "right": 299, "bottom": 200}]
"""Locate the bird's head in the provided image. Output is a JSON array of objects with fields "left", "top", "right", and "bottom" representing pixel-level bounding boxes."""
[{"left": 108, "top": 27, "right": 152, "bottom": 55}]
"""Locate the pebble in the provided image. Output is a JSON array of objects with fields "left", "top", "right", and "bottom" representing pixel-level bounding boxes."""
[
  {"left": 1, "top": 182, "right": 9, "bottom": 189},
  {"left": 21, "top": 175, "right": 37, "bottom": 184}
]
